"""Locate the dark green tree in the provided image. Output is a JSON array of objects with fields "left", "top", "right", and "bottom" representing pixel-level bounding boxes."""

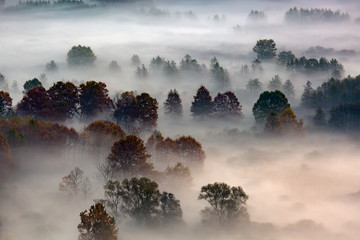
[
  {"left": 253, "top": 39, "right": 277, "bottom": 60},
  {"left": 23, "top": 78, "right": 42, "bottom": 92},
  {"left": 313, "top": 107, "right": 326, "bottom": 126},
  {"left": 0, "top": 91, "right": 12, "bottom": 118},
  {"left": 67, "top": 45, "right": 96, "bottom": 66},
  {"left": 191, "top": 86, "right": 213, "bottom": 120},
  {"left": 252, "top": 90, "right": 290, "bottom": 123}
]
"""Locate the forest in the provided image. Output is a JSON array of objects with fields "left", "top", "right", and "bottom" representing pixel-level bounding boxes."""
[{"left": 1, "top": 0, "right": 360, "bottom": 240}]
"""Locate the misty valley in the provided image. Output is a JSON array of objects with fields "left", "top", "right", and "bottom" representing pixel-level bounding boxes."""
[{"left": 1, "top": 0, "right": 360, "bottom": 240}]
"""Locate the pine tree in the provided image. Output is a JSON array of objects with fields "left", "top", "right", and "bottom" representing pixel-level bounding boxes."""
[{"left": 164, "top": 89, "right": 183, "bottom": 118}]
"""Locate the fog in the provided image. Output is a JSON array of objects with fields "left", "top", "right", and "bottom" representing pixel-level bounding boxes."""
[{"left": 1, "top": 0, "right": 360, "bottom": 240}]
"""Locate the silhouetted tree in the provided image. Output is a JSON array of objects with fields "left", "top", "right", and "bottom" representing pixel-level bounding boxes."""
[
  {"left": 164, "top": 89, "right": 183, "bottom": 118},
  {"left": 136, "top": 64, "right": 148, "bottom": 78},
  {"left": 79, "top": 81, "right": 111, "bottom": 119},
  {"left": 78, "top": 203, "right": 118, "bottom": 240},
  {"left": 313, "top": 107, "right": 326, "bottom": 126},
  {"left": 48, "top": 81, "right": 79, "bottom": 120},
  {"left": 277, "top": 51, "right": 296, "bottom": 65},
  {"left": 191, "top": 86, "right": 213, "bottom": 120},
  {"left": 17, "top": 86, "right": 52, "bottom": 120},
  {"left": 180, "top": 55, "right": 201, "bottom": 73},
  {"left": 109, "top": 60, "right": 121, "bottom": 72},
  {"left": 329, "top": 102, "right": 360, "bottom": 130},
  {"left": 253, "top": 39, "right": 277, "bottom": 60},
  {"left": 252, "top": 90, "right": 290, "bottom": 123},
  {"left": 198, "top": 182, "right": 249, "bottom": 226},
  {"left": 23, "top": 78, "right": 42, "bottom": 92},
  {"left": 175, "top": 136, "right": 205, "bottom": 167},
  {"left": 107, "top": 135, "right": 153, "bottom": 179},
  {"left": 136, "top": 93, "right": 159, "bottom": 130},
  {"left": 301, "top": 81, "right": 315, "bottom": 108},
  {"left": 213, "top": 91, "right": 243, "bottom": 119},
  {"left": 160, "top": 192, "right": 182, "bottom": 224},
  {"left": 67, "top": 45, "right": 96, "bottom": 66}
]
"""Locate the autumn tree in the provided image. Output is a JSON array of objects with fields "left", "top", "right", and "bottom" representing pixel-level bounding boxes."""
[
  {"left": 198, "top": 182, "right": 249, "bottom": 227},
  {"left": 252, "top": 90, "right": 290, "bottom": 123},
  {"left": 278, "top": 107, "right": 303, "bottom": 134},
  {"left": 47, "top": 81, "right": 79, "bottom": 120},
  {"left": 79, "top": 81, "right": 111, "bottom": 119},
  {"left": 191, "top": 86, "right": 213, "bottom": 120},
  {"left": 0, "top": 91, "right": 12, "bottom": 118},
  {"left": 213, "top": 91, "right": 243, "bottom": 119},
  {"left": 59, "top": 167, "right": 92, "bottom": 200},
  {"left": 175, "top": 136, "right": 205, "bottom": 167},
  {"left": 0, "top": 133, "right": 13, "bottom": 176},
  {"left": 16, "top": 86, "right": 52, "bottom": 120},
  {"left": 67, "top": 45, "right": 96, "bottom": 66},
  {"left": 107, "top": 135, "right": 153, "bottom": 179},
  {"left": 263, "top": 111, "right": 280, "bottom": 134},
  {"left": 136, "top": 93, "right": 159, "bottom": 130},
  {"left": 164, "top": 89, "right": 183, "bottom": 118},
  {"left": 78, "top": 203, "right": 118, "bottom": 240},
  {"left": 23, "top": 78, "right": 42, "bottom": 92},
  {"left": 253, "top": 39, "right": 277, "bottom": 60}
]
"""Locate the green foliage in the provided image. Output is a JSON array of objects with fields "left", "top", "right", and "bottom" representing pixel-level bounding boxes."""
[
  {"left": 198, "top": 182, "right": 249, "bottom": 226},
  {"left": 329, "top": 102, "right": 360, "bottom": 130},
  {"left": 78, "top": 203, "right": 118, "bottom": 240},
  {"left": 252, "top": 90, "right": 290, "bottom": 123},
  {"left": 67, "top": 45, "right": 96, "bottom": 66},
  {"left": 253, "top": 39, "right": 277, "bottom": 60},
  {"left": 191, "top": 86, "right": 213, "bottom": 119},
  {"left": 23, "top": 78, "right": 42, "bottom": 92},
  {"left": 313, "top": 107, "right": 326, "bottom": 126}
]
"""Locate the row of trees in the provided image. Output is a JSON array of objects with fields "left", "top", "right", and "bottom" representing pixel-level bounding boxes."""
[
  {"left": 77, "top": 179, "right": 249, "bottom": 239},
  {"left": 285, "top": 7, "right": 350, "bottom": 23}
]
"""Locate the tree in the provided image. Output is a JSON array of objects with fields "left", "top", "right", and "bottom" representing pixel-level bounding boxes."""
[
  {"left": 0, "top": 133, "right": 13, "bottom": 175},
  {"left": 253, "top": 39, "right": 277, "bottom": 60},
  {"left": 328, "top": 102, "right": 360, "bottom": 130},
  {"left": 160, "top": 192, "right": 183, "bottom": 224},
  {"left": 0, "top": 91, "right": 12, "bottom": 118},
  {"left": 136, "top": 93, "right": 159, "bottom": 131},
  {"left": 46, "top": 60, "right": 58, "bottom": 71},
  {"left": 107, "top": 135, "right": 153, "bottom": 179},
  {"left": 263, "top": 111, "right": 280, "bottom": 134},
  {"left": 164, "top": 162, "right": 192, "bottom": 189},
  {"left": 113, "top": 91, "right": 138, "bottom": 127},
  {"left": 278, "top": 107, "right": 303, "bottom": 134},
  {"left": 210, "top": 57, "right": 230, "bottom": 89},
  {"left": 78, "top": 203, "right": 118, "bottom": 240},
  {"left": 131, "top": 54, "right": 141, "bottom": 66},
  {"left": 313, "top": 107, "right": 326, "bottom": 126},
  {"left": 175, "top": 136, "right": 205, "bottom": 167},
  {"left": 191, "top": 86, "right": 213, "bottom": 120},
  {"left": 180, "top": 55, "right": 201, "bottom": 73},
  {"left": 16, "top": 86, "right": 52, "bottom": 120},
  {"left": 252, "top": 90, "right": 290, "bottom": 123},
  {"left": 23, "top": 78, "right": 42, "bottom": 92},
  {"left": 109, "top": 60, "right": 121, "bottom": 72},
  {"left": 268, "top": 75, "right": 283, "bottom": 91},
  {"left": 47, "top": 81, "right": 79, "bottom": 120},
  {"left": 163, "top": 60, "right": 179, "bottom": 76},
  {"left": 277, "top": 51, "right": 296, "bottom": 65},
  {"left": 59, "top": 167, "right": 92, "bottom": 200},
  {"left": 198, "top": 182, "right": 249, "bottom": 226},
  {"left": 282, "top": 79, "right": 295, "bottom": 99},
  {"left": 103, "top": 180, "right": 123, "bottom": 220},
  {"left": 150, "top": 56, "right": 166, "bottom": 71},
  {"left": 301, "top": 81, "right": 315, "bottom": 108},
  {"left": 246, "top": 79, "right": 262, "bottom": 94},
  {"left": 79, "top": 81, "right": 111, "bottom": 118},
  {"left": 67, "top": 45, "right": 96, "bottom": 66},
  {"left": 164, "top": 89, "right": 183, "bottom": 118},
  {"left": 119, "top": 177, "right": 162, "bottom": 226},
  {"left": 136, "top": 64, "right": 148, "bottom": 78},
  {"left": 213, "top": 91, "right": 243, "bottom": 119}
]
